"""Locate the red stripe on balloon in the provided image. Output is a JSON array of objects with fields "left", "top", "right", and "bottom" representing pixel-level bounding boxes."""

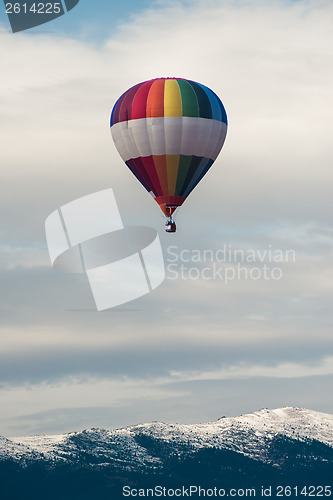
[
  {"left": 140, "top": 156, "right": 164, "bottom": 196},
  {"left": 126, "top": 158, "right": 155, "bottom": 194},
  {"left": 131, "top": 80, "right": 156, "bottom": 120},
  {"left": 146, "top": 79, "right": 165, "bottom": 118},
  {"left": 118, "top": 83, "right": 143, "bottom": 123}
]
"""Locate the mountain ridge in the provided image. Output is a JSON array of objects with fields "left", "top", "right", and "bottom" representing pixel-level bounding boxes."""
[
  {"left": 7, "top": 406, "right": 333, "bottom": 462},
  {"left": 0, "top": 407, "right": 332, "bottom": 499}
]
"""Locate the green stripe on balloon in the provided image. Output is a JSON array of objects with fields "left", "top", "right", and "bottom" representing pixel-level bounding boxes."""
[
  {"left": 175, "top": 156, "right": 194, "bottom": 196},
  {"left": 177, "top": 80, "right": 199, "bottom": 117},
  {"left": 189, "top": 81, "right": 213, "bottom": 119}
]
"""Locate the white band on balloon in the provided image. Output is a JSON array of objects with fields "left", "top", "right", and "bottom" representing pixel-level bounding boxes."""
[
  {"left": 45, "top": 189, "right": 165, "bottom": 310},
  {"left": 111, "top": 117, "right": 227, "bottom": 162}
]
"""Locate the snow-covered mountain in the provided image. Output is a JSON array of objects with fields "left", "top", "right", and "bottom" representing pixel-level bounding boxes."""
[
  {"left": 5, "top": 406, "right": 332, "bottom": 465},
  {"left": 0, "top": 407, "right": 332, "bottom": 500}
]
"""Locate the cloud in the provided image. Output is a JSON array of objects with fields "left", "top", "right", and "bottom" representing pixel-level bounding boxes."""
[{"left": 3, "top": 373, "right": 333, "bottom": 437}]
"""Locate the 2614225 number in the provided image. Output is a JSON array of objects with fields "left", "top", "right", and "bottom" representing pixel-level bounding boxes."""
[{"left": 5, "top": 3, "right": 62, "bottom": 14}]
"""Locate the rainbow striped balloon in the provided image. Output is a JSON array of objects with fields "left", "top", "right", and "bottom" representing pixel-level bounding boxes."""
[{"left": 110, "top": 78, "right": 227, "bottom": 217}]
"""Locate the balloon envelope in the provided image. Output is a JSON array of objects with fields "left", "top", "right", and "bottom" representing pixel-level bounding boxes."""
[{"left": 110, "top": 78, "right": 227, "bottom": 216}]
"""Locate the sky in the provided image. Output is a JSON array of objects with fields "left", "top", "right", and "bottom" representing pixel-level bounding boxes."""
[{"left": 0, "top": 0, "right": 333, "bottom": 437}]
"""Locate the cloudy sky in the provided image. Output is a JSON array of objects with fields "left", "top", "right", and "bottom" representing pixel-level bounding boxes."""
[{"left": 0, "top": 0, "right": 332, "bottom": 437}]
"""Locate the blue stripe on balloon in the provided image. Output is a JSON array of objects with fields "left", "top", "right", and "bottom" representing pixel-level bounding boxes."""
[
  {"left": 196, "top": 83, "right": 222, "bottom": 122},
  {"left": 192, "top": 82, "right": 227, "bottom": 124},
  {"left": 218, "top": 98, "right": 228, "bottom": 125},
  {"left": 110, "top": 97, "right": 120, "bottom": 126},
  {"left": 181, "top": 157, "right": 214, "bottom": 198}
]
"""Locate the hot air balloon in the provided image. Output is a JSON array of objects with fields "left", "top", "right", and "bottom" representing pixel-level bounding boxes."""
[{"left": 110, "top": 77, "right": 227, "bottom": 232}]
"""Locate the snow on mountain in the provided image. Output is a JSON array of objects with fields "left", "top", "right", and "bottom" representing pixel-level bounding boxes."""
[
  {"left": 4, "top": 407, "right": 333, "bottom": 466},
  {"left": 10, "top": 427, "right": 162, "bottom": 469},
  {"left": 233, "top": 407, "right": 333, "bottom": 446},
  {"left": 0, "top": 435, "right": 42, "bottom": 462},
  {"left": 10, "top": 433, "right": 69, "bottom": 460},
  {"left": 126, "top": 407, "right": 333, "bottom": 462}
]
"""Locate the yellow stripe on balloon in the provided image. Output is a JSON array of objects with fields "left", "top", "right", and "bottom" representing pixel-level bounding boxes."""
[
  {"left": 166, "top": 155, "right": 180, "bottom": 195},
  {"left": 164, "top": 80, "right": 182, "bottom": 117}
]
